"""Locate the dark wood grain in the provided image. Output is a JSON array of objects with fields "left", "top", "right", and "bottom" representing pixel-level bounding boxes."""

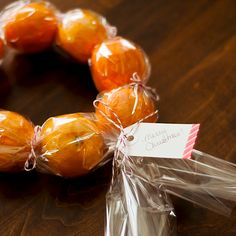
[{"left": 0, "top": 0, "right": 235, "bottom": 235}]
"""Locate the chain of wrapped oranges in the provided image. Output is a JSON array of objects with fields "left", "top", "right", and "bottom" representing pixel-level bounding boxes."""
[{"left": 0, "top": 1, "right": 158, "bottom": 178}]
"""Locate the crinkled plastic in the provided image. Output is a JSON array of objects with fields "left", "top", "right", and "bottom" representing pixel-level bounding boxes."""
[
  {"left": 90, "top": 37, "right": 151, "bottom": 92},
  {"left": 0, "top": 110, "right": 35, "bottom": 172},
  {"left": 0, "top": 77, "right": 158, "bottom": 177},
  {"left": 106, "top": 151, "right": 176, "bottom": 236},
  {"left": 0, "top": 0, "right": 58, "bottom": 53},
  {"left": 1, "top": 76, "right": 236, "bottom": 236},
  {"left": 35, "top": 112, "right": 114, "bottom": 178},
  {"left": 0, "top": 110, "right": 115, "bottom": 177},
  {"left": 105, "top": 140, "right": 236, "bottom": 236},
  {"left": 94, "top": 73, "right": 159, "bottom": 132},
  {"left": 56, "top": 8, "right": 117, "bottom": 63},
  {"left": 35, "top": 76, "right": 159, "bottom": 177}
]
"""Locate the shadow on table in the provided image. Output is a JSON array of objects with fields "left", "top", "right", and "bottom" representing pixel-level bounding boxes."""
[{"left": 0, "top": 160, "right": 112, "bottom": 227}]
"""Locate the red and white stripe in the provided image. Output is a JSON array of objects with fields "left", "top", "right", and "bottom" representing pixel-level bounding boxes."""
[{"left": 182, "top": 124, "right": 200, "bottom": 159}]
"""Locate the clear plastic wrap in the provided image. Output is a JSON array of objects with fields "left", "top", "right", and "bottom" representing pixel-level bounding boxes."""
[
  {"left": 56, "top": 8, "right": 117, "bottom": 63},
  {"left": 105, "top": 129, "right": 236, "bottom": 236},
  {"left": 0, "top": 110, "right": 34, "bottom": 172},
  {"left": 34, "top": 79, "right": 159, "bottom": 178},
  {"left": 0, "top": 110, "right": 115, "bottom": 177},
  {"left": 106, "top": 152, "right": 177, "bottom": 236},
  {"left": 1, "top": 78, "right": 235, "bottom": 235},
  {"left": 90, "top": 37, "right": 151, "bottom": 92},
  {"left": 35, "top": 112, "right": 114, "bottom": 178},
  {"left": 0, "top": 0, "right": 58, "bottom": 53},
  {"left": 94, "top": 73, "right": 159, "bottom": 132},
  {"left": 0, "top": 75, "right": 158, "bottom": 177}
]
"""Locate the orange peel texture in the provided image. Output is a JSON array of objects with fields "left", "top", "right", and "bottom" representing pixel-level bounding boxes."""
[
  {"left": 39, "top": 113, "right": 105, "bottom": 178},
  {"left": 57, "top": 9, "right": 114, "bottom": 63},
  {"left": 3, "top": 2, "right": 58, "bottom": 53},
  {"left": 95, "top": 85, "right": 157, "bottom": 131},
  {"left": 0, "top": 110, "right": 34, "bottom": 172},
  {"left": 90, "top": 37, "right": 150, "bottom": 92}
]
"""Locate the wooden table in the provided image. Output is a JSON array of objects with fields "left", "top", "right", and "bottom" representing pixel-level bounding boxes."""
[{"left": 0, "top": 0, "right": 235, "bottom": 235}]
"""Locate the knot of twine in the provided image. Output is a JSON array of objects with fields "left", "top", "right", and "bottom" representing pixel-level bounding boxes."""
[
  {"left": 130, "top": 72, "right": 160, "bottom": 99},
  {"left": 93, "top": 72, "right": 159, "bottom": 158},
  {"left": 24, "top": 125, "right": 41, "bottom": 171},
  {"left": 129, "top": 73, "right": 159, "bottom": 115},
  {"left": 94, "top": 75, "right": 159, "bottom": 190},
  {"left": 93, "top": 80, "right": 158, "bottom": 191}
]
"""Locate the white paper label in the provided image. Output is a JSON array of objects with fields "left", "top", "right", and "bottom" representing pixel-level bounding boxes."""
[{"left": 118, "top": 123, "right": 200, "bottom": 159}]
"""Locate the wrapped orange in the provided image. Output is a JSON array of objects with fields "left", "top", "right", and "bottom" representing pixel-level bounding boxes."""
[
  {"left": 57, "top": 9, "right": 116, "bottom": 63},
  {"left": 0, "top": 110, "right": 34, "bottom": 172},
  {"left": 38, "top": 113, "right": 105, "bottom": 178},
  {"left": 95, "top": 83, "right": 158, "bottom": 131},
  {"left": 2, "top": 1, "right": 58, "bottom": 53},
  {"left": 0, "top": 38, "right": 4, "bottom": 59},
  {"left": 90, "top": 37, "right": 150, "bottom": 92}
]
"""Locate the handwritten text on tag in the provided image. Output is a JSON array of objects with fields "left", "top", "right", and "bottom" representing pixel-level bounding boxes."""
[{"left": 118, "top": 123, "right": 200, "bottom": 159}]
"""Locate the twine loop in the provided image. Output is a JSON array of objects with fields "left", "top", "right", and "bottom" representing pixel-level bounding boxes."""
[{"left": 24, "top": 125, "right": 41, "bottom": 171}]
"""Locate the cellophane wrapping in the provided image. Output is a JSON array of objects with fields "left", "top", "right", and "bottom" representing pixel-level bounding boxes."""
[
  {"left": 0, "top": 0, "right": 59, "bottom": 54},
  {"left": 36, "top": 79, "right": 159, "bottom": 178},
  {"left": 0, "top": 110, "right": 35, "bottom": 172},
  {"left": 0, "top": 76, "right": 158, "bottom": 177},
  {"left": 105, "top": 144, "right": 236, "bottom": 236},
  {"left": 0, "top": 110, "right": 117, "bottom": 177},
  {"left": 35, "top": 112, "right": 117, "bottom": 178}
]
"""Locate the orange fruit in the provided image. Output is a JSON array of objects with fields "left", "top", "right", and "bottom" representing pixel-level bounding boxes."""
[
  {"left": 90, "top": 37, "right": 150, "bottom": 92},
  {"left": 3, "top": 1, "right": 58, "bottom": 53},
  {"left": 0, "top": 38, "right": 4, "bottom": 58},
  {"left": 0, "top": 110, "right": 34, "bottom": 172},
  {"left": 39, "top": 113, "right": 105, "bottom": 178},
  {"left": 95, "top": 85, "right": 157, "bottom": 131},
  {"left": 57, "top": 9, "right": 115, "bottom": 63}
]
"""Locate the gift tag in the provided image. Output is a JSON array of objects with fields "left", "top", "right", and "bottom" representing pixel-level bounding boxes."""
[{"left": 118, "top": 123, "right": 200, "bottom": 159}]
